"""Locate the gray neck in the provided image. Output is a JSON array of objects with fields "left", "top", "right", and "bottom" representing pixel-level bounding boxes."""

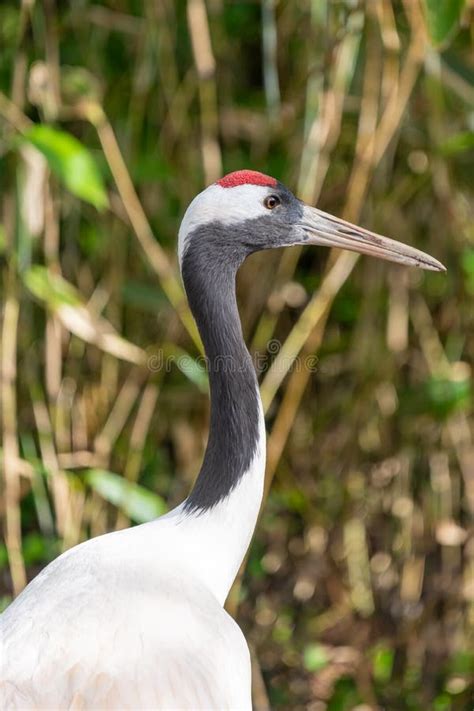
[{"left": 181, "top": 231, "right": 261, "bottom": 512}]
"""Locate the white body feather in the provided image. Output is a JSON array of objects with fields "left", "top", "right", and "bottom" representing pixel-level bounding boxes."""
[{"left": 0, "top": 399, "right": 266, "bottom": 710}]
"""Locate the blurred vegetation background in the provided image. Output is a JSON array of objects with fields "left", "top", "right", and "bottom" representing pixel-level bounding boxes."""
[{"left": 1, "top": 1, "right": 473, "bottom": 709}]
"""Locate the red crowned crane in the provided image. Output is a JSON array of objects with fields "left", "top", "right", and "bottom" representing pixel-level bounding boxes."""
[{"left": 0, "top": 170, "right": 445, "bottom": 709}]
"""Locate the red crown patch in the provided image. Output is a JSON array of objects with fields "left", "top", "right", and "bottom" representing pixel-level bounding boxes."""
[{"left": 216, "top": 170, "right": 277, "bottom": 189}]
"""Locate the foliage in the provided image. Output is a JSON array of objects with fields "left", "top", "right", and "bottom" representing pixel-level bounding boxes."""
[
  {"left": 422, "top": 0, "right": 466, "bottom": 46},
  {"left": 22, "top": 124, "right": 108, "bottom": 209},
  {"left": 85, "top": 469, "right": 167, "bottom": 523},
  {"left": 1, "top": 1, "right": 473, "bottom": 708}
]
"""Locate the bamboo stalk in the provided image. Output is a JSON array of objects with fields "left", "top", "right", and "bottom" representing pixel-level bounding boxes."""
[
  {"left": 85, "top": 104, "right": 202, "bottom": 352},
  {"left": 187, "top": 0, "right": 222, "bottom": 184},
  {"left": 115, "top": 383, "right": 159, "bottom": 530},
  {"left": 1, "top": 274, "right": 27, "bottom": 594},
  {"left": 0, "top": 0, "right": 36, "bottom": 596},
  {"left": 93, "top": 372, "right": 143, "bottom": 463}
]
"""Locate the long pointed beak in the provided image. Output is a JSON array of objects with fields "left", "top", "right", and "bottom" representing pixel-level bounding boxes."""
[{"left": 299, "top": 205, "right": 446, "bottom": 272}]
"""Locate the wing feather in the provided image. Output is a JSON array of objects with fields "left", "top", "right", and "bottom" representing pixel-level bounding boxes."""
[{"left": 0, "top": 531, "right": 251, "bottom": 710}]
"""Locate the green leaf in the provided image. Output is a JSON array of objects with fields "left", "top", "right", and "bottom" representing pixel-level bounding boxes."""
[
  {"left": 161, "top": 344, "right": 209, "bottom": 393},
  {"left": 0, "top": 542, "right": 8, "bottom": 570},
  {"left": 22, "top": 532, "right": 59, "bottom": 566},
  {"left": 401, "top": 374, "right": 471, "bottom": 419},
  {"left": 0, "top": 596, "right": 12, "bottom": 614},
  {"left": 423, "top": 0, "right": 466, "bottom": 47},
  {"left": 0, "top": 224, "right": 5, "bottom": 255},
  {"left": 372, "top": 644, "right": 394, "bottom": 683},
  {"left": 328, "top": 677, "right": 360, "bottom": 711},
  {"left": 280, "top": 487, "right": 308, "bottom": 514},
  {"left": 23, "top": 266, "right": 145, "bottom": 365},
  {"left": 461, "top": 249, "right": 474, "bottom": 295},
  {"left": 272, "top": 612, "right": 293, "bottom": 643},
  {"left": 439, "top": 131, "right": 474, "bottom": 156},
  {"left": 246, "top": 548, "right": 265, "bottom": 581},
  {"left": 121, "top": 281, "right": 167, "bottom": 312},
  {"left": 175, "top": 354, "right": 208, "bottom": 392},
  {"left": 447, "top": 650, "right": 474, "bottom": 676},
  {"left": 433, "top": 692, "right": 451, "bottom": 710},
  {"left": 85, "top": 469, "right": 167, "bottom": 523},
  {"left": 426, "top": 376, "right": 471, "bottom": 417},
  {"left": 23, "top": 124, "right": 108, "bottom": 209},
  {"left": 23, "top": 265, "right": 81, "bottom": 309},
  {"left": 303, "top": 643, "right": 329, "bottom": 672},
  {"left": 441, "top": 49, "right": 474, "bottom": 89}
]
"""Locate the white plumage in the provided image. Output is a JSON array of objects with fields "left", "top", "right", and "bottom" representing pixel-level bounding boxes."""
[
  {"left": 1, "top": 526, "right": 252, "bottom": 709},
  {"left": 1, "top": 406, "right": 265, "bottom": 709}
]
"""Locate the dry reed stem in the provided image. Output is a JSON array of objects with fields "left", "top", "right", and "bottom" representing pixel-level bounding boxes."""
[
  {"left": 0, "top": 91, "right": 33, "bottom": 132},
  {"left": 0, "top": 0, "right": 35, "bottom": 594},
  {"left": 44, "top": 185, "right": 63, "bottom": 403},
  {"left": 376, "top": 0, "right": 401, "bottom": 108},
  {"left": 57, "top": 451, "right": 104, "bottom": 470},
  {"left": 126, "top": 383, "right": 159, "bottom": 476},
  {"left": 301, "top": 14, "right": 364, "bottom": 206},
  {"left": 376, "top": 0, "right": 401, "bottom": 54},
  {"left": 262, "top": 0, "right": 281, "bottom": 120},
  {"left": 370, "top": 0, "right": 426, "bottom": 167},
  {"left": 1, "top": 280, "right": 27, "bottom": 594},
  {"left": 411, "top": 295, "right": 474, "bottom": 515},
  {"left": 410, "top": 296, "right": 452, "bottom": 377},
  {"left": 187, "top": 0, "right": 222, "bottom": 183},
  {"left": 86, "top": 5, "right": 144, "bottom": 35},
  {"left": 344, "top": 3, "right": 383, "bottom": 220},
  {"left": 411, "top": 298, "right": 472, "bottom": 632},
  {"left": 261, "top": 251, "right": 358, "bottom": 413},
  {"left": 158, "top": 67, "right": 197, "bottom": 154},
  {"left": 425, "top": 49, "right": 474, "bottom": 105},
  {"left": 146, "top": 1, "right": 179, "bottom": 104},
  {"left": 81, "top": 102, "right": 202, "bottom": 351},
  {"left": 115, "top": 383, "right": 160, "bottom": 530},
  {"left": 93, "top": 373, "right": 142, "bottom": 463},
  {"left": 387, "top": 269, "right": 409, "bottom": 353},
  {"left": 42, "top": 0, "right": 61, "bottom": 121},
  {"left": 344, "top": 517, "right": 375, "bottom": 616},
  {"left": 31, "top": 393, "right": 73, "bottom": 546},
  {"left": 250, "top": 644, "right": 271, "bottom": 711},
  {"left": 42, "top": 1, "right": 63, "bottom": 407},
  {"left": 264, "top": 313, "right": 330, "bottom": 490},
  {"left": 72, "top": 392, "right": 88, "bottom": 453},
  {"left": 0, "top": 456, "right": 34, "bottom": 482}
]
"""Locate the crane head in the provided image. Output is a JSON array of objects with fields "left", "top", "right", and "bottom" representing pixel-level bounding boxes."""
[{"left": 178, "top": 170, "right": 446, "bottom": 273}]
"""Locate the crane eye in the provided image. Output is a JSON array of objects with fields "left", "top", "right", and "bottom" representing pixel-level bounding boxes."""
[{"left": 264, "top": 195, "right": 281, "bottom": 210}]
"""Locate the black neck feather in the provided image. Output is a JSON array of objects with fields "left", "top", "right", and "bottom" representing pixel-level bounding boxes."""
[{"left": 181, "top": 226, "right": 261, "bottom": 512}]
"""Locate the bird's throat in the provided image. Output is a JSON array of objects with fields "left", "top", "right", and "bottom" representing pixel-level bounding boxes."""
[
  {"left": 182, "top": 238, "right": 263, "bottom": 512},
  {"left": 178, "top": 235, "right": 266, "bottom": 601}
]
